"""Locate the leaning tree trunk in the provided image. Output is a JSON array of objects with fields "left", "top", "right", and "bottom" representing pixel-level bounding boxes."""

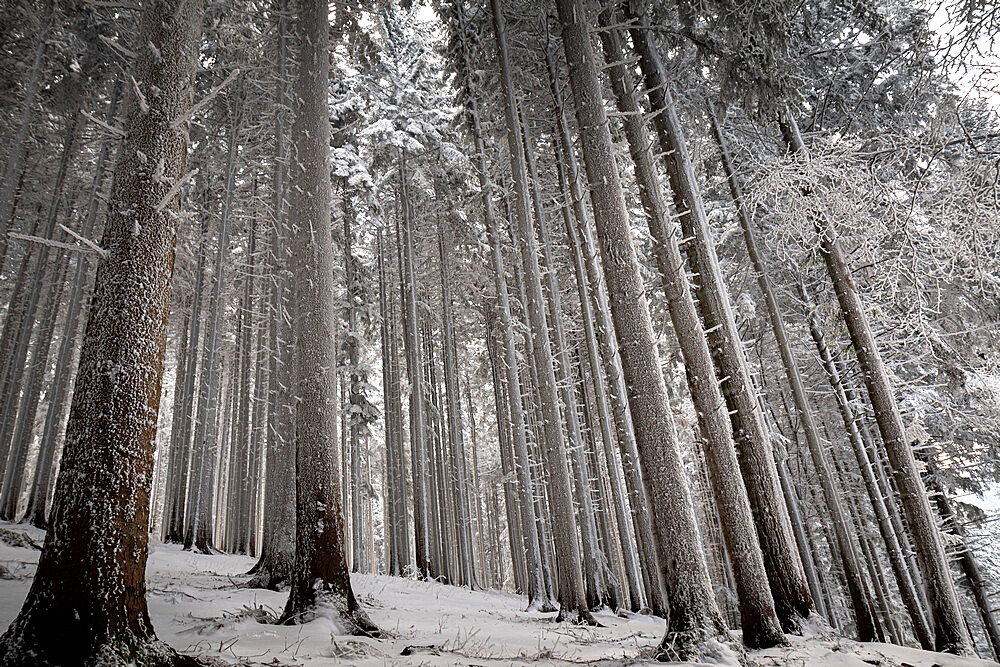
[
  {"left": 554, "top": 0, "right": 731, "bottom": 657},
  {"left": 927, "top": 465, "right": 1000, "bottom": 661},
  {"left": 780, "top": 109, "right": 972, "bottom": 656},
  {"left": 0, "top": 0, "right": 206, "bottom": 661},
  {"left": 277, "top": 0, "right": 377, "bottom": 636},
  {"left": 596, "top": 14, "right": 785, "bottom": 647},
  {"left": 804, "top": 287, "right": 933, "bottom": 648}
]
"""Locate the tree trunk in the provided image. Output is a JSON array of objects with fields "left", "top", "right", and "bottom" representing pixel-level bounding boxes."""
[
  {"left": 277, "top": 0, "right": 376, "bottom": 636},
  {"left": 0, "top": 0, "right": 206, "bottom": 660},
  {"left": 805, "top": 288, "right": 934, "bottom": 647},
  {"left": 488, "top": 0, "right": 591, "bottom": 624},
  {"left": 780, "top": 109, "right": 972, "bottom": 655},
  {"left": 555, "top": 0, "right": 731, "bottom": 656},
  {"left": 451, "top": 0, "right": 550, "bottom": 611}
]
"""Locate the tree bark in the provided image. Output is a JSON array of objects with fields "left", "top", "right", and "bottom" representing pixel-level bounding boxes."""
[
  {"left": 0, "top": 0, "right": 206, "bottom": 660},
  {"left": 277, "top": 0, "right": 376, "bottom": 636},
  {"left": 554, "top": 0, "right": 731, "bottom": 656},
  {"left": 780, "top": 108, "right": 972, "bottom": 655}
]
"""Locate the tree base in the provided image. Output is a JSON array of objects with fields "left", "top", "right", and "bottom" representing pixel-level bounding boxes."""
[
  {"left": 526, "top": 597, "right": 558, "bottom": 613},
  {"left": 277, "top": 590, "right": 381, "bottom": 639},
  {"left": 656, "top": 629, "right": 743, "bottom": 664},
  {"left": 555, "top": 607, "right": 600, "bottom": 626}
]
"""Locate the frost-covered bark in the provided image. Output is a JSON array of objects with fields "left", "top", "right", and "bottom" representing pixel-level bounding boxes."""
[
  {"left": 521, "top": 119, "right": 605, "bottom": 610},
  {"left": 806, "top": 292, "right": 933, "bottom": 648},
  {"left": 597, "top": 14, "right": 785, "bottom": 647},
  {"left": 489, "top": 0, "right": 591, "bottom": 624},
  {"left": 247, "top": 0, "right": 294, "bottom": 589},
  {"left": 451, "top": 0, "right": 550, "bottom": 612},
  {"left": 0, "top": 0, "right": 206, "bottom": 661},
  {"left": 554, "top": 0, "right": 731, "bottom": 657},
  {"left": 781, "top": 110, "right": 972, "bottom": 655},
  {"left": 277, "top": 0, "right": 376, "bottom": 636},
  {"left": 542, "top": 43, "right": 662, "bottom": 617}
]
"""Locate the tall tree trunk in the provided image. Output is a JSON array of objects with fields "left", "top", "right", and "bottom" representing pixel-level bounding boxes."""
[
  {"left": 542, "top": 39, "right": 661, "bottom": 617},
  {"left": 0, "top": 0, "right": 54, "bottom": 261},
  {"left": 452, "top": 0, "right": 550, "bottom": 611},
  {"left": 488, "top": 0, "right": 591, "bottom": 623},
  {"left": 781, "top": 109, "right": 972, "bottom": 655},
  {"left": 555, "top": 0, "right": 730, "bottom": 656},
  {"left": 277, "top": 0, "right": 376, "bottom": 636},
  {"left": 0, "top": 0, "right": 206, "bottom": 659},
  {"left": 246, "top": 0, "right": 295, "bottom": 588},
  {"left": 520, "top": 117, "right": 606, "bottom": 610},
  {"left": 805, "top": 287, "right": 933, "bottom": 647},
  {"left": 597, "top": 14, "right": 786, "bottom": 645}
]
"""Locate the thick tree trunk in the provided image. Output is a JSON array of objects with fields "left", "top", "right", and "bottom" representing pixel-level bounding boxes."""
[
  {"left": 780, "top": 109, "right": 972, "bottom": 655},
  {"left": 277, "top": 0, "right": 376, "bottom": 636},
  {"left": 0, "top": 0, "right": 206, "bottom": 660},
  {"left": 555, "top": 0, "right": 731, "bottom": 657},
  {"left": 597, "top": 15, "right": 785, "bottom": 646}
]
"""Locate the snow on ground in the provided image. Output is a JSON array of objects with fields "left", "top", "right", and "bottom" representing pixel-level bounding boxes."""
[{"left": 0, "top": 523, "right": 997, "bottom": 666}]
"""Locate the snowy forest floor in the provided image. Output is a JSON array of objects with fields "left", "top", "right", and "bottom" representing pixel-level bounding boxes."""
[{"left": 0, "top": 523, "right": 996, "bottom": 666}]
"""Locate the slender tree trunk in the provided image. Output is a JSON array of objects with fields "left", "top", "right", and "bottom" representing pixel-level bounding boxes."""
[
  {"left": 805, "top": 288, "right": 933, "bottom": 647},
  {"left": 0, "top": 0, "right": 206, "bottom": 659},
  {"left": 488, "top": 0, "right": 591, "bottom": 623},
  {"left": 555, "top": 0, "right": 731, "bottom": 656},
  {"left": 247, "top": 0, "right": 294, "bottom": 586},
  {"left": 452, "top": 0, "right": 549, "bottom": 610},
  {"left": 780, "top": 110, "right": 972, "bottom": 655},
  {"left": 0, "top": 0, "right": 54, "bottom": 261}
]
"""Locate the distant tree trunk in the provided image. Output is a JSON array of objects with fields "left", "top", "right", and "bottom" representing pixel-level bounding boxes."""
[
  {"left": 0, "top": 0, "right": 206, "bottom": 660},
  {"left": 0, "top": 109, "right": 82, "bottom": 482},
  {"left": 0, "top": 0, "right": 54, "bottom": 262},
  {"left": 1, "top": 253, "right": 69, "bottom": 520},
  {"left": 489, "top": 0, "right": 593, "bottom": 624},
  {"left": 277, "top": 0, "right": 377, "bottom": 636},
  {"left": 555, "top": 0, "right": 730, "bottom": 656},
  {"left": 781, "top": 109, "right": 972, "bottom": 656},
  {"left": 397, "top": 151, "right": 431, "bottom": 580},
  {"left": 247, "top": 0, "right": 295, "bottom": 588},
  {"left": 452, "top": 0, "right": 549, "bottom": 611},
  {"left": 927, "top": 467, "right": 1000, "bottom": 661},
  {"left": 805, "top": 287, "right": 933, "bottom": 648},
  {"left": 185, "top": 121, "right": 239, "bottom": 555},
  {"left": 439, "top": 224, "right": 475, "bottom": 588}
]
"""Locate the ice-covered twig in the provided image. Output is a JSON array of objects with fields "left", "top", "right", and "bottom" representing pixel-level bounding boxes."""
[
  {"left": 99, "top": 34, "right": 137, "bottom": 59},
  {"left": 8, "top": 232, "right": 105, "bottom": 257},
  {"left": 82, "top": 111, "right": 125, "bottom": 138},
  {"left": 171, "top": 69, "right": 240, "bottom": 130},
  {"left": 154, "top": 168, "right": 199, "bottom": 212},
  {"left": 59, "top": 224, "right": 108, "bottom": 258}
]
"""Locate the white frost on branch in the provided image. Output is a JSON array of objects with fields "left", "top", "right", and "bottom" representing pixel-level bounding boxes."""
[
  {"left": 170, "top": 69, "right": 240, "bottom": 130},
  {"left": 154, "top": 168, "right": 199, "bottom": 213}
]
